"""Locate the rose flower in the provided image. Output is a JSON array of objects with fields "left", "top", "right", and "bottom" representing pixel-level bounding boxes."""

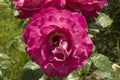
[
  {"left": 13, "top": 0, "right": 66, "bottom": 19},
  {"left": 23, "top": 7, "right": 93, "bottom": 78},
  {"left": 66, "top": 0, "right": 108, "bottom": 18}
]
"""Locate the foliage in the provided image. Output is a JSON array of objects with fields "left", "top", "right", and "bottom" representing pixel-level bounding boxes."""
[{"left": 0, "top": 0, "right": 120, "bottom": 80}]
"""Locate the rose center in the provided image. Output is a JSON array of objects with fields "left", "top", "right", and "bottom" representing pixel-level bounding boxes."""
[
  {"left": 49, "top": 33, "right": 64, "bottom": 47},
  {"left": 52, "top": 35, "right": 62, "bottom": 46}
]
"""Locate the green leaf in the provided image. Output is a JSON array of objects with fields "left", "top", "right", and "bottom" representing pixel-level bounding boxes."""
[
  {"left": 91, "top": 53, "right": 114, "bottom": 80},
  {"left": 94, "top": 70, "right": 114, "bottom": 80},
  {"left": 89, "top": 23, "right": 103, "bottom": 29},
  {"left": 82, "top": 59, "right": 92, "bottom": 75},
  {"left": 23, "top": 61, "right": 40, "bottom": 69},
  {"left": 112, "top": 63, "right": 120, "bottom": 80},
  {"left": 96, "top": 13, "right": 113, "bottom": 28},
  {"left": 0, "top": 0, "right": 7, "bottom": 6},
  {"left": 0, "top": 69, "right": 3, "bottom": 80},
  {"left": 65, "top": 69, "right": 83, "bottom": 80},
  {"left": 17, "top": 43, "right": 26, "bottom": 53},
  {"left": 5, "top": 39, "right": 16, "bottom": 49},
  {"left": 0, "top": 52, "right": 10, "bottom": 60},
  {"left": 0, "top": 60, "right": 11, "bottom": 70},
  {"left": 91, "top": 54, "right": 111, "bottom": 70},
  {"left": 65, "top": 73, "right": 80, "bottom": 80},
  {"left": 39, "top": 75, "right": 48, "bottom": 80},
  {"left": 0, "top": 52, "right": 11, "bottom": 70},
  {"left": 21, "top": 61, "right": 43, "bottom": 80},
  {"left": 89, "top": 29, "right": 100, "bottom": 33},
  {"left": 15, "top": 36, "right": 26, "bottom": 52}
]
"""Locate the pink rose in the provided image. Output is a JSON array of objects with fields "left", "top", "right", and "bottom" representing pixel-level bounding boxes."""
[
  {"left": 13, "top": 0, "right": 66, "bottom": 19},
  {"left": 67, "top": 0, "right": 108, "bottom": 18},
  {"left": 23, "top": 7, "right": 93, "bottom": 78}
]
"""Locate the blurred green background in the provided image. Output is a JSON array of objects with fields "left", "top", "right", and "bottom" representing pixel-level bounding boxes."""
[{"left": 0, "top": 0, "right": 120, "bottom": 80}]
